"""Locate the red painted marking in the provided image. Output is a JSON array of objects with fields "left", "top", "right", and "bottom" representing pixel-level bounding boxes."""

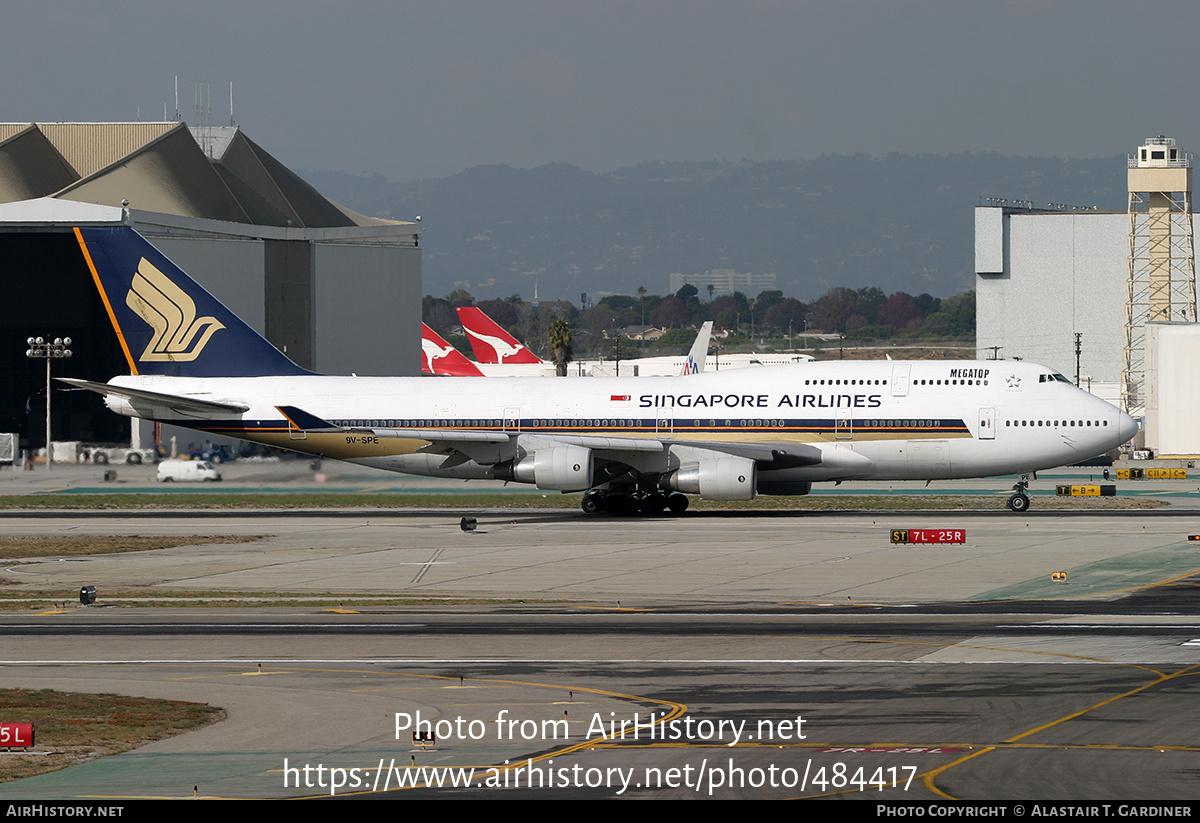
[{"left": 0, "top": 723, "right": 33, "bottom": 747}]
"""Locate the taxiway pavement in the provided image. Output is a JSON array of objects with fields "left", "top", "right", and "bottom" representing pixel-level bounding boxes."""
[{"left": 0, "top": 503, "right": 1195, "bottom": 799}]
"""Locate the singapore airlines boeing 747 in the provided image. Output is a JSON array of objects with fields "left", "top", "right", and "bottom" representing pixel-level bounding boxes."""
[{"left": 63, "top": 227, "right": 1137, "bottom": 515}]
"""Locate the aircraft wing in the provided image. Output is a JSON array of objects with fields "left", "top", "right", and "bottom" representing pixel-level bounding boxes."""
[
  {"left": 59, "top": 378, "right": 251, "bottom": 416},
  {"left": 276, "top": 406, "right": 511, "bottom": 443},
  {"left": 276, "top": 406, "right": 662, "bottom": 451},
  {"left": 277, "top": 406, "right": 869, "bottom": 471},
  {"left": 655, "top": 438, "right": 871, "bottom": 471},
  {"left": 666, "top": 438, "right": 822, "bottom": 466}
]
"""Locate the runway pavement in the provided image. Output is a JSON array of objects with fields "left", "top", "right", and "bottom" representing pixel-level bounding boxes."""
[
  {"left": 0, "top": 464, "right": 1197, "bottom": 800},
  {"left": 2, "top": 508, "right": 1199, "bottom": 604}
]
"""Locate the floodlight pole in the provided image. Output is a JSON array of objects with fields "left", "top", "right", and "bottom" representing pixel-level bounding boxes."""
[{"left": 25, "top": 337, "right": 72, "bottom": 469}]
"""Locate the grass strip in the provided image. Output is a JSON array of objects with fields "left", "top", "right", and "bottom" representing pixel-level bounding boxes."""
[
  {"left": 0, "top": 688, "right": 223, "bottom": 783},
  {"left": 0, "top": 535, "right": 262, "bottom": 559}
]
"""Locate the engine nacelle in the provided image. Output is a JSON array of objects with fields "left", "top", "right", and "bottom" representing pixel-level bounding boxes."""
[
  {"left": 506, "top": 445, "right": 594, "bottom": 491},
  {"left": 756, "top": 479, "right": 812, "bottom": 496},
  {"left": 103, "top": 394, "right": 137, "bottom": 417},
  {"left": 666, "top": 456, "right": 756, "bottom": 500}
]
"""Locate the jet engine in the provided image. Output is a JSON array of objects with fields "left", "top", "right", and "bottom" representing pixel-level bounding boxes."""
[
  {"left": 497, "top": 445, "right": 594, "bottom": 491},
  {"left": 664, "top": 456, "right": 756, "bottom": 500}
]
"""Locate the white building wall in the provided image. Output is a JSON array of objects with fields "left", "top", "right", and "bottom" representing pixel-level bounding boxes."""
[
  {"left": 976, "top": 208, "right": 1127, "bottom": 385},
  {"left": 1144, "top": 323, "right": 1200, "bottom": 455}
]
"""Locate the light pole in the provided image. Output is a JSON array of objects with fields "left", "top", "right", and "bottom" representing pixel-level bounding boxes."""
[{"left": 26, "top": 336, "right": 72, "bottom": 469}]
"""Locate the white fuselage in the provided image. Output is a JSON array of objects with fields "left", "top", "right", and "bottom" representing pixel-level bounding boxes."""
[{"left": 107, "top": 359, "right": 1136, "bottom": 488}]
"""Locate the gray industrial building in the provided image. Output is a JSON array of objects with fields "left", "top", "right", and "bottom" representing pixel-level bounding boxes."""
[
  {"left": 976, "top": 136, "right": 1200, "bottom": 455},
  {"left": 0, "top": 122, "right": 421, "bottom": 455},
  {"left": 975, "top": 206, "right": 1129, "bottom": 403}
]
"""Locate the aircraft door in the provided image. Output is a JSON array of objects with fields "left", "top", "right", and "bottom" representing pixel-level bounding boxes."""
[
  {"left": 504, "top": 407, "right": 521, "bottom": 433},
  {"left": 835, "top": 412, "right": 853, "bottom": 440},
  {"left": 891, "top": 364, "right": 911, "bottom": 397},
  {"left": 655, "top": 402, "right": 673, "bottom": 435},
  {"left": 979, "top": 407, "right": 995, "bottom": 440}
]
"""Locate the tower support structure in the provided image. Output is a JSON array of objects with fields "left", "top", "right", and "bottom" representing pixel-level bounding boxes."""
[{"left": 1123, "top": 136, "right": 1196, "bottom": 414}]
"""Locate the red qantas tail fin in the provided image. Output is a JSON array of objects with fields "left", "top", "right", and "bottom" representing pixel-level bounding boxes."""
[
  {"left": 456, "top": 307, "right": 546, "bottom": 365},
  {"left": 422, "top": 324, "right": 484, "bottom": 376}
]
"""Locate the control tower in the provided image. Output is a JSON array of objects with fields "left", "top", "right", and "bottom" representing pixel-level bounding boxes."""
[{"left": 1122, "top": 136, "right": 1196, "bottom": 414}]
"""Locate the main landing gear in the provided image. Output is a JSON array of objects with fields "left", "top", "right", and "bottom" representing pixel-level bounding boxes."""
[
  {"left": 1007, "top": 480, "right": 1031, "bottom": 513},
  {"left": 580, "top": 490, "right": 688, "bottom": 516}
]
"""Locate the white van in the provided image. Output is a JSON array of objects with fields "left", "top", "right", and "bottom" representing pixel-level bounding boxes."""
[{"left": 156, "top": 459, "right": 222, "bottom": 482}]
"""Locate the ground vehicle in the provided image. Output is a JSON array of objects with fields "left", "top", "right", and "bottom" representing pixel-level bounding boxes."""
[
  {"left": 156, "top": 459, "right": 221, "bottom": 482},
  {"left": 90, "top": 446, "right": 156, "bottom": 465}
]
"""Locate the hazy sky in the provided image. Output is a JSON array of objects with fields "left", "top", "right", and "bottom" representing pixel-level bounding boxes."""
[{"left": 5, "top": 1, "right": 1199, "bottom": 182}]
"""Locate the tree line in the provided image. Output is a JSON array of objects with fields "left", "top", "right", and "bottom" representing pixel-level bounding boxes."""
[{"left": 424, "top": 285, "right": 974, "bottom": 358}]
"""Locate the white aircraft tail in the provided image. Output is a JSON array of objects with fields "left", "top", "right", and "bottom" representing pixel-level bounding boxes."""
[{"left": 680, "top": 321, "right": 714, "bottom": 375}]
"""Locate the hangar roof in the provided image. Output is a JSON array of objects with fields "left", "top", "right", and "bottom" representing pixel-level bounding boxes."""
[{"left": 0, "top": 122, "right": 393, "bottom": 229}]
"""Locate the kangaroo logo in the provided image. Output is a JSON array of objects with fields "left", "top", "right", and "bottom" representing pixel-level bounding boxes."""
[
  {"left": 125, "top": 258, "right": 225, "bottom": 362},
  {"left": 462, "top": 326, "right": 525, "bottom": 363},
  {"left": 421, "top": 336, "right": 457, "bottom": 371}
]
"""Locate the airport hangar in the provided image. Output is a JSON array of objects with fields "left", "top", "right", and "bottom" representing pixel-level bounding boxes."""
[{"left": 0, "top": 122, "right": 421, "bottom": 454}]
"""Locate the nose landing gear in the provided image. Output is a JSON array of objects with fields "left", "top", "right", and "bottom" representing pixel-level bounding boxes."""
[{"left": 1007, "top": 479, "right": 1031, "bottom": 512}]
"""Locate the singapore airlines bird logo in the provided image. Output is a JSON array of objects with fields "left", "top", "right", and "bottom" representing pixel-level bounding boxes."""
[{"left": 125, "top": 258, "right": 225, "bottom": 362}]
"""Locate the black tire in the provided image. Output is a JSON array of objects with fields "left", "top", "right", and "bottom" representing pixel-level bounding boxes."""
[
  {"left": 581, "top": 494, "right": 602, "bottom": 515},
  {"left": 94, "top": 453, "right": 109, "bottom": 465},
  {"left": 161, "top": 476, "right": 174, "bottom": 483},
  {"left": 126, "top": 453, "right": 142, "bottom": 465},
  {"left": 607, "top": 495, "right": 636, "bottom": 516},
  {"left": 1007, "top": 493, "right": 1030, "bottom": 512},
  {"left": 667, "top": 493, "right": 689, "bottom": 514},
  {"left": 640, "top": 494, "right": 667, "bottom": 515}
]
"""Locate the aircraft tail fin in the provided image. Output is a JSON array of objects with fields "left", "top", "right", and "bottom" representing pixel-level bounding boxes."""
[
  {"left": 422, "top": 324, "right": 484, "bottom": 376},
  {"left": 680, "top": 321, "right": 714, "bottom": 375},
  {"left": 74, "top": 226, "right": 309, "bottom": 378},
  {"left": 456, "top": 306, "right": 546, "bottom": 365}
]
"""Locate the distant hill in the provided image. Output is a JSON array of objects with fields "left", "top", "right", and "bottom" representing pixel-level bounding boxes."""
[{"left": 305, "top": 153, "right": 1126, "bottom": 302}]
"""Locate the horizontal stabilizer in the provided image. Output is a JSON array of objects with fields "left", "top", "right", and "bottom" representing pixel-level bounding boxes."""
[{"left": 59, "top": 378, "right": 250, "bottom": 416}]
